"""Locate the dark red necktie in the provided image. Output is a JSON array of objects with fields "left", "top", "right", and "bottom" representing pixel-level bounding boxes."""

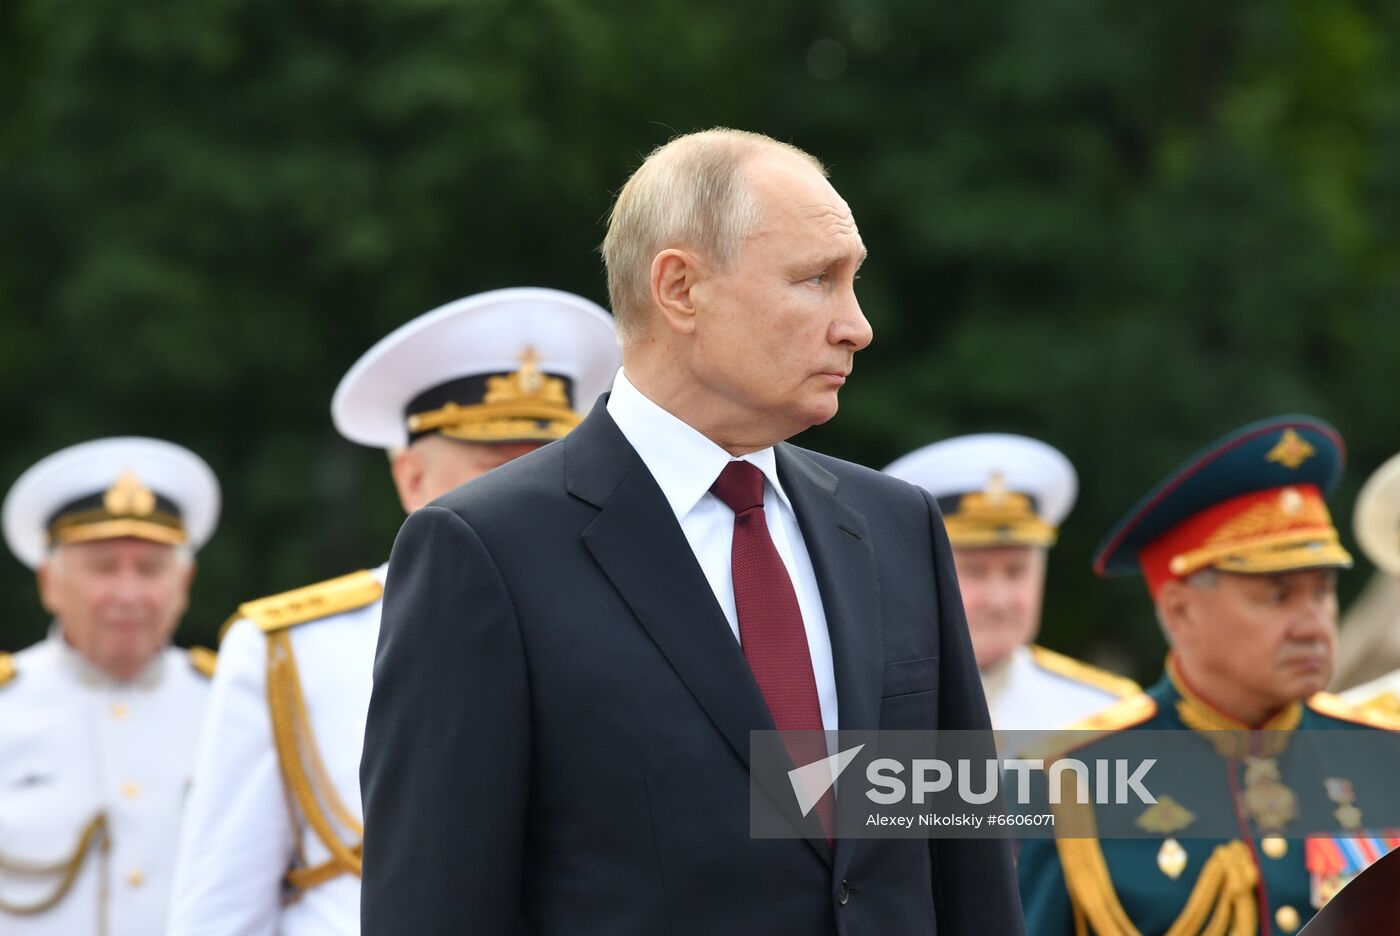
[{"left": 710, "top": 460, "right": 833, "bottom": 841}]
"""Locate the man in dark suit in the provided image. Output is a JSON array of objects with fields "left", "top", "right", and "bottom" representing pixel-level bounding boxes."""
[{"left": 360, "top": 128, "right": 1024, "bottom": 935}]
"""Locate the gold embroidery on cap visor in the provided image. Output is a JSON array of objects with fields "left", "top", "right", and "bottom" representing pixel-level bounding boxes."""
[
  {"left": 405, "top": 350, "right": 581, "bottom": 442},
  {"left": 45, "top": 470, "right": 187, "bottom": 548},
  {"left": 47, "top": 512, "right": 187, "bottom": 549},
  {"left": 942, "top": 489, "right": 1058, "bottom": 548},
  {"left": 1167, "top": 489, "right": 1351, "bottom": 578},
  {"left": 406, "top": 401, "right": 581, "bottom": 442}
]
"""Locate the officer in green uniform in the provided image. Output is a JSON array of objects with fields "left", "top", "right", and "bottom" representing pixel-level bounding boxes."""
[{"left": 1017, "top": 415, "right": 1400, "bottom": 936}]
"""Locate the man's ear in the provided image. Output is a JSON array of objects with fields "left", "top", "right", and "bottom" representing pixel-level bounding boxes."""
[
  {"left": 36, "top": 561, "right": 58, "bottom": 616},
  {"left": 650, "top": 248, "right": 701, "bottom": 337},
  {"left": 1156, "top": 579, "right": 1197, "bottom": 646},
  {"left": 389, "top": 445, "right": 428, "bottom": 514},
  {"left": 172, "top": 559, "right": 196, "bottom": 619}
]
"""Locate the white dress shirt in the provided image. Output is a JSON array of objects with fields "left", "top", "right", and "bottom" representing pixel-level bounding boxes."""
[
  {"left": 167, "top": 564, "right": 388, "bottom": 936},
  {"left": 607, "top": 369, "right": 838, "bottom": 732},
  {"left": 0, "top": 629, "right": 210, "bottom": 936}
]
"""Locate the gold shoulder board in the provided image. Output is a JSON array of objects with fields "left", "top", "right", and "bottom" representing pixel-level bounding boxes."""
[
  {"left": 1025, "top": 692, "right": 1159, "bottom": 761},
  {"left": 0, "top": 652, "right": 15, "bottom": 688},
  {"left": 188, "top": 646, "right": 218, "bottom": 679},
  {"left": 1308, "top": 691, "right": 1400, "bottom": 731},
  {"left": 231, "top": 570, "right": 384, "bottom": 636},
  {"left": 1353, "top": 691, "right": 1400, "bottom": 721},
  {"left": 1030, "top": 644, "right": 1143, "bottom": 699},
  {"left": 1063, "top": 692, "right": 1158, "bottom": 733}
]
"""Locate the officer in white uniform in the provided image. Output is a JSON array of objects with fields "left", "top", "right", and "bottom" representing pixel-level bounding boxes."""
[
  {"left": 884, "top": 433, "right": 1138, "bottom": 731},
  {"left": 166, "top": 288, "right": 620, "bottom": 936},
  {"left": 1340, "top": 452, "right": 1400, "bottom": 716},
  {"left": 0, "top": 437, "right": 221, "bottom": 936}
]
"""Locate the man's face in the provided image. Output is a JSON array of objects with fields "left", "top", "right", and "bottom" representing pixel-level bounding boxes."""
[
  {"left": 393, "top": 435, "right": 544, "bottom": 512},
  {"left": 37, "top": 538, "right": 194, "bottom": 681},
  {"left": 951, "top": 545, "right": 1046, "bottom": 670},
  {"left": 688, "top": 153, "right": 872, "bottom": 444},
  {"left": 1170, "top": 569, "right": 1338, "bottom": 711}
]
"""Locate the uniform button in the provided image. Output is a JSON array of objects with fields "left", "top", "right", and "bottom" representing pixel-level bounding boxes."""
[
  {"left": 121, "top": 782, "right": 140, "bottom": 799},
  {"left": 111, "top": 703, "right": 129, "bottom": 720},
  {"left": 126, "top": 869, "right": 145, "bottom": 888},
  {"left": 1275, "top": 905, "right": 1300, "bottom": 932},
  {"left": 837, "top": 879, "right": 850, "bottom": 905},
  {"left": 1261, "top": 836, "right": 1288, "bottom": 860}
]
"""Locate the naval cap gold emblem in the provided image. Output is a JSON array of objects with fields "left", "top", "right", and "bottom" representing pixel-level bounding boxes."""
[{"left": 103, "top": 471, "right": 157, "bottom": 517}]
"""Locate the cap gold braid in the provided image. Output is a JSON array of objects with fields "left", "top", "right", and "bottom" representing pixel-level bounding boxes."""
[
  {"left": 48, "top": 471, "right": 187, "bottom": 547},
  {"left": 942, "top": 471, "right": 1058, "bottom": 548},
  {"left": 405, "top": 347, "right": 581, "bottom": 442},
  {"left": 1167, "top": 486, "right": 1350, "bottom": 578}
]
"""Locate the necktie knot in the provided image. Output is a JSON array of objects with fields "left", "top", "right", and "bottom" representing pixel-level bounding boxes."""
[{"left": 710, "top": 461, "right": 766, "bottom": 514}]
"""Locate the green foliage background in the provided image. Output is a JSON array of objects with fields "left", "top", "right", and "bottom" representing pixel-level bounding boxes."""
[{"left": 3, "top": 0, "right": 1398, "bottom": 681}]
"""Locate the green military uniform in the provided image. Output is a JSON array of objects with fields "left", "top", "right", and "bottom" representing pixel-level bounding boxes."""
[
  {"left": 1018, "top": 658, "right": 1400, "bottom": 935},
  {"left": 1018, "top": 416, "right": 1400, "bottom": 935}
]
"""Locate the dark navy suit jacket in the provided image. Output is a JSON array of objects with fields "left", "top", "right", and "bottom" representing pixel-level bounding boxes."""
[{"left": 360, "top": 400, "right": 1025, "bottom": 935}]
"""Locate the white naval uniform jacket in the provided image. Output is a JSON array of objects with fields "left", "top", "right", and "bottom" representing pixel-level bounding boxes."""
[
  {"left": 167, "top": 565, "right": 387, "bottom": 936},
  {"left": 1341, "top": 667, "right": 1400, "bottom": 716},
  {"left": 982, "top": 644, "right": 1138, "bottom": 733},
  {"left": 0, "top": 630, "right": 211, "bottom": 936}
]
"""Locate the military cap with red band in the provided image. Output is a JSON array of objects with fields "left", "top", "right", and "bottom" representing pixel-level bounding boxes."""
[{"left": 1093, "top": 415, "right": 1353, "bottom": 598}]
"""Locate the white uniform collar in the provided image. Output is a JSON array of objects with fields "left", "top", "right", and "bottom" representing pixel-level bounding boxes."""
[
  {"left": 979, "top": 644, "right": 1031, "bottom": 705},
  {"left": 606, "top": 368, "right": 794, "bottom": 522},
  {"left": 48, "top": 623, "right": 167, "bottom": 690}
]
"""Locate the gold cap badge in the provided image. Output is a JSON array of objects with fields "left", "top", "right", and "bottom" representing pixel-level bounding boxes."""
[
  {"left": 1267, "top": 429, "right": 1316, "bottom": 470},
  {"left": 103, "top": 471, "right": 157, "bottom": 517}
]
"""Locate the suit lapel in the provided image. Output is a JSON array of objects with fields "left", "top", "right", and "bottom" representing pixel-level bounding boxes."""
[
  {"left": 568, "top": 404, "right": 832, "bottom": 861},
  {"left": 776, "top": 444, "right": 885, "bottom": 880},
  {"left": 775, "top": 445, "right": 884, "bottom": 734}
]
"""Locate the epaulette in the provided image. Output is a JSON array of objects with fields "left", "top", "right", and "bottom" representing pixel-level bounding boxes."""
[
  {"left": 1030, "top": 645, "right": 1142, "bottom": 699},
  {"left": 227, "top": 570, "right": 384, "bottom": 636},
  {"left": 1308, "top": 691, "right": 1400, "bottom": 731},
  {"left": 0, "top": 652, "right": 15, "bottom": 688},
  {"left": 188, "top": 646, "right": 218, "bottom": 679},
  {"left": 1026, "top": 692, "right": 1159, "bottom": 762},
  {"left": 1353, "top": 690, "right": 1400, "bottom": 721}
]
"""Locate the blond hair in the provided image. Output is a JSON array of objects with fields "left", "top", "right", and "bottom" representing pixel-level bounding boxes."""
[{"left": 601, "top": 128, "right": 826, "bottom": 346}]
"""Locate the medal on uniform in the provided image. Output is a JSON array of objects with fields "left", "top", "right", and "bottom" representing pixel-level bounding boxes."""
[
  {"left": 1305, "top": 834, "right": 1400, "bottom": 909},
  {"left": 1324, "top": 778, "right": 1362, "bottom": 830},
  {"left": 1240, "top": 757, "right": 1297, "bottom": 834},
  {"left": 1305, "top": 782, "right": 1399, "bottom": 909},
  {"left": 1157, "top": 838, "right": 1189, "bottom": 880}
]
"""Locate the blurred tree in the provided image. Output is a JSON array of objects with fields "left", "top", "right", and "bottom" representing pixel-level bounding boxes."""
[{"left": 1, "top": 0, "right": 1397, "bottom": 680}]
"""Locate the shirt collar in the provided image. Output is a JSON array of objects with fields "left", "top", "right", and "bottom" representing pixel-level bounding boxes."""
[
  {"left": 48, "top": 623, "right": 167, "bottom": 690},
  {"left": 606, "top": 368, "right": 794, "bottom": 522},
  {"left": 1164, "top": 653, "right": 1300, "bottom": 758}
]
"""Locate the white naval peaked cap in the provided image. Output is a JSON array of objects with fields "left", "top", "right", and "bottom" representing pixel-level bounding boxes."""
[
  {"left": 1354, "top": 452, "right": 1400, "bottom": 575},
  {"left": 3, "top": 437, "right": 221, "bottom": 569},
  {"left": 332, "top": 287, "right": 621, "bottom": 449},
  {"left": 883, "top": 433, "right": 1077, "bottom": 548}
]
